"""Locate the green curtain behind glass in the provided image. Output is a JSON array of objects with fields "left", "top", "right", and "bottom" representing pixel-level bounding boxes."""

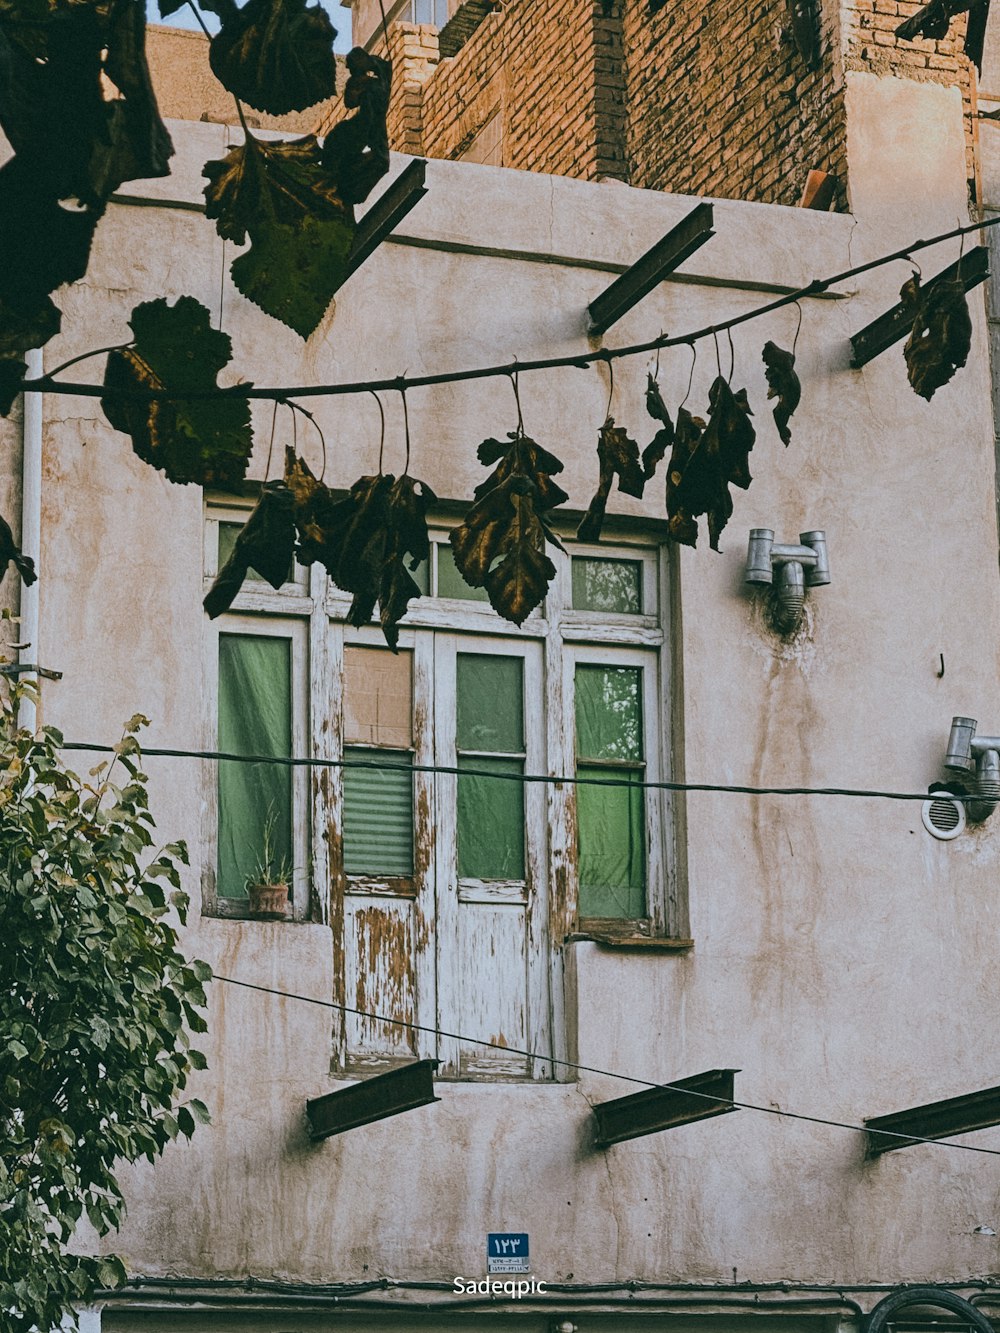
[
  {"left": 456, "top": 654, "right": 525, "bottom": 879},
  {"left": 218, "top": 634, "right": 292, "bottom": 898}
]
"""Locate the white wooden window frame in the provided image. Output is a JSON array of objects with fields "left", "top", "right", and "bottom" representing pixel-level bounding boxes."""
[
  {"left": 203, "top": 507, "right": 682, "bottom": 1069},
  {"left": 201, "top": 611, "right": 311, "bottom": 920}
]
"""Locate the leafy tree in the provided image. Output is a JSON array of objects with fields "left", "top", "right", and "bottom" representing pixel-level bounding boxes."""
[{"left": 0, "top": 688, "right": 210, "bottom": 1333}]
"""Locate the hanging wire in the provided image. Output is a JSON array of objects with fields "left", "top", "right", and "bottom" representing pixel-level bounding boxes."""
[
  {"left": 263, "top": 399, "right": 279, "bottom": 481},
  {"left": 286, "top": 400, "right": 328, "bottom": 481},
  {"left": 370, "top": 390, "right": 387, "bottom": 474},
  {"left": 509, "top": 360, "right": 525, "bottom": 434},
  {"left": 215, "top": 973, "right": 1000, "bottom": 1160},
  {"left": 28, "top": 217, "right": 1000, "bottom": 406},
  {"left": 56, "top": 738, "right": 981, "bottom": 804},
  {"left": 603, "top": 351, "right": 615, "bottom": 423},
  {"left": 398, "top": 378, "right": 411, "bottom": 475},
  {"left": 679, "top": 341, "right": 697, "bottom": 409},
  {"left": 726, "top": 327, "right": 735, "bottom": 382},
  {"left": 712, "top": 330, "right": 722, "bottom": 380},
  {"left": 791, "top": 299, "right": 804, "bottom": 359}
]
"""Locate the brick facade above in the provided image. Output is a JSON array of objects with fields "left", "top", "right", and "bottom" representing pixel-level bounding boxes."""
[{"left": 333, "top": 0, "right": 979, "bottom": 213}]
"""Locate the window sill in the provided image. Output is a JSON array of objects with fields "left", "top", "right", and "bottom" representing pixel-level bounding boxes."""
[{"left": 567, "top": 931, "right": 694, "bottom": 953}]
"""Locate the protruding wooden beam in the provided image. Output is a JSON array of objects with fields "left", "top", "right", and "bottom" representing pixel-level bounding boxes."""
[
  {"left": 306, "top": 1059, "right": 439, "bottom": 1139},
  {"left": 850, "top": 246, "right": 989, "bottom": 369},
  {"left": 340, "top": 158, "right": 429, "bottom": 288},
  {"left": 588, "top": 202, "right": 716, "bottom": 336},
  {"left": 592, "top": 1068, "right": 738, "bottom": 1148},
  {"left": 865, "top": 1083, "right": 1000, "bottom": 1156}
]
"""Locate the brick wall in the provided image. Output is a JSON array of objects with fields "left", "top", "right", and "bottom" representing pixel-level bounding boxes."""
[
  {"left": 623, "top": 0, "right": 848, "bottom": 210},
  {"left": 844, "top": 0, "right": 977, "bottom": 195}
]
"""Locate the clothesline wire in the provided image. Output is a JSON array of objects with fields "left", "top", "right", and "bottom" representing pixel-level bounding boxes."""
[
  {"left": 216, "top": 974, "right": 1000, "bottom": 1159},
  {"left": 58, "top": 740, "right": 968, "bottom": 804},
  {"left": 24, "top": 216, "right": 1000, "bottom": 404}
]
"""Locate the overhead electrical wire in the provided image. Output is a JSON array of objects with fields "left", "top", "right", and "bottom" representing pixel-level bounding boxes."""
[
  {"left": 217, "top": 974, "right": 1000, "bottom": 1159},
  {"left": 23, "top": 216, "right": 1000, "bottom": 405},
  {"left": 58, "top": 739, "right": 966, "bottom": 804}
]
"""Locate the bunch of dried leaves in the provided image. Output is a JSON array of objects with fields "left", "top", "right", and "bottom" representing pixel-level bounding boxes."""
[
  {"left": 646, "top": 374, "right": 756, "bottom": 551},
  {"left": 285, "top": 451, "right": 435, "bottom": 649},
  {"left": 895, "top": 0, "right": 988, "bottom": 72},
  {"left": 450, "top": 431, "right": 568, "bottom": 625},
  {"left": 900, "top": 271, "right": 972, "bottom": 401},
  {"left": 101, "top": 296, "right": 253, "bottom": 487},
  {"left": 203, "top": 481, "right": 296, "bottom": 618},
  {"left": 761, "top": 341, "right": 801, "bottom": 445},
  {"left": 577, "top": 416, "right": 645, "bottom": 542}
]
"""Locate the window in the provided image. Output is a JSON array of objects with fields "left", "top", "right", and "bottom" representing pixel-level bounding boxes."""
[
  {"left": 401, "top": 0, "right": 449, "bottom": 25},
  {"left": 204, "top": 505, "right": 680, "bottom": 1076}
]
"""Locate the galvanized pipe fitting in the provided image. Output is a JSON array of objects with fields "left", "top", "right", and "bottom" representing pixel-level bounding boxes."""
[
  {"left": 944, "top": 716, "right": 1000, "bottom": 823},
  {"left": 745, "top": 528, "right": 829, "bottom": 634}
]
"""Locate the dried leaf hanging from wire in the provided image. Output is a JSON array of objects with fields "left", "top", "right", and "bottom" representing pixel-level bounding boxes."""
[
  {"left": 900, "top": 272, "right": 972, "bottom": 401},
  {"left": 577, "top": 417, "right": 645, "bottom": 542},
  {"left": 206, "top": 0, "right": 338, "bottom": 115},
  {"left": 761, "top": 341, "right": 801, "bottom": 445},
  {"left": 663, "top": 378, "right": 756, "bottom": 551},
  {"left": 204, "top": 133, "right": 355, "bottom": 338},
  {"left": 450, "top": 431, "right": 567, "bottom": 625},
  {"left": 0, "top": 511, "right": 36, "bottom": 588},
  {"left": 641, "top": 374, "right": 675, "bottom": 479},
  {"left": 285, "top": 454, "right": 435, "bottom": 648},
  {"left": 895, "top": 0, "right": 988, "bottom": 72},
  {"left": 320, "top": 48, "right": 391, "bottom": 206},
  {"left": 101, "top": 296, "right": 253, "bottom": 487},
  {"left": 203, "top": 481, "right": 296, "bottom": 619}
]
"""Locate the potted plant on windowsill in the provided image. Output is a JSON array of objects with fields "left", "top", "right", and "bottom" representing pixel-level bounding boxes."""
[{"left": 246, "top": 809, "right": 292, "bottom": 921}]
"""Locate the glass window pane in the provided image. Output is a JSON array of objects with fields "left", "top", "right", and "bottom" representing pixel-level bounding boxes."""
[
  {"left": 344, "top": 647, "right": 412, "bottom": 748},
  {"left": 457, "top": 654, "right": 523, "bottom": 753},
  {"left": 458, "top": 755, "right": 524, "bottom": 879},
  {"left": 572, "top": 557, "right": 642, "bottom": 614},
  {"left": 575, "top": 665, "right": 643, "bottom": 762},
  {"left": 437, "top": 543, "right": 489, "bottom": 602},
  {"left": 576, "top": 766, "right": 645, "bottom": 918},
  {"left": 343, "top": 748, "right": 413, "bottom": 875},
  {"left": 218, "top": 634, "right": 292, "bottom": 899},
  {"left": 219, "top": 521, "right": 293, "bottom": 585}
]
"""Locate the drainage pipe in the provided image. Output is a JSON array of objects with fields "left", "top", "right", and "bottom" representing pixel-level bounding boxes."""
[{"left": 17, "top": 347, "right": 42, "bottom": 734}]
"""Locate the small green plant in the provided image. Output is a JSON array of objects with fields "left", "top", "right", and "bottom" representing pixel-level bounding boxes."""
[
  {"left": 245, "top": 803, "right": 293, "bottom": 889},
  {"left": 0, "top": 683, "right": 210, "bottom": 1333}
]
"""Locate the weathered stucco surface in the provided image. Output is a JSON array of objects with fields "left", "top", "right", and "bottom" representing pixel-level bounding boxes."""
[{"left": 10, "top": 61, "right": 1000, "bottom": 1303}]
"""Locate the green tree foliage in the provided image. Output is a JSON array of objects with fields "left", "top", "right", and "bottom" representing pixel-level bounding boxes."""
[{"left": 0, "top": 691, "right": 210, "bottom": 1333}]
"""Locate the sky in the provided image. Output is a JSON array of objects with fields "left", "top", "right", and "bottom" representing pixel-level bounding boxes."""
[{"left": 148, "top": 0, "right": 355, "bottom": 52}]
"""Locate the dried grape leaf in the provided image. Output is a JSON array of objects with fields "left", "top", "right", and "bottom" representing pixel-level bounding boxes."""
[
  {"left": 901, "top": 272, "right": 972, "bottom": 401},
  {"left": 895, "top": 0, "right": 987, "bottom": 69},
  {"left": 320, "top": 48, "right": 390, "bottom": 206},
  {"left": 451, "top": 476, "right": 557, "bottom": 626},
  {"left": 101, "top": 296, "right": 253, "bottom": 487},
  {"left": 0, "top": 0, "right": 172, "bottom": 205},
  {"left": 209, "top": 0, "right": 337, "bottom": 114},
  {"left": 204, "top": 134, "right": 355, "bottom": 338},
  {"left": 450, "top": 428, "right": 566, "bottom": 624},
  {"left": 761, "top": 341, "right": 801, "bottom": 445},
  {"left": 577, "top": 416, "right": 645, "bottom": 542},
  {"left": 203, "top": 482, "right": 296, "bottom": 619},
  {"left": 0, "top": 158, "right": 102, "bottom": 311},
  {"left": 0, "top": 511, "right": 35, "bottom": 587},
  {"left": 662, "top": 378, "right": 756, "bottom": 551},
  {"left": 0, "top": 359, "right": 26, "bottom": 418},
  {"left": 0, "top": 289, "right": 61, "bottom": 364},
  {"left": 641, "top": 373, "right": 675, "bottom": 479},
  {"left": 285, "top": 457, "right": 434, "bottom": 648}
]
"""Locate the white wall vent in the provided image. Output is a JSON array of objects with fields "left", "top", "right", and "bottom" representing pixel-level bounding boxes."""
[{"left": 921, "top": 790, "right": 966, "bottom": 841}]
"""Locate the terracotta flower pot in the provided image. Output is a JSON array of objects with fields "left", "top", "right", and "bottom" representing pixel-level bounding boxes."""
[{"left": 248, "top": 882, "right": 290, "bottom": 920}]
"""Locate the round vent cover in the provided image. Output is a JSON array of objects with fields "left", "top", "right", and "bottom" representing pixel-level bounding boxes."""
[{"left": 921, "top": 791, "right": 966, "bottom": 841}]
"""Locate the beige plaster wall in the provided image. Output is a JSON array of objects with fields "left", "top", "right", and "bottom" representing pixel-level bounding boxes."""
[{"left": 16, "top": 80, "right": 1000, "bottom": 1295}]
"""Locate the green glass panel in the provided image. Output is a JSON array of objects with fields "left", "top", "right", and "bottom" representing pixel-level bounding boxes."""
[
  {"left": 219, "top": 522, "right": 294, "bottom": 585},
  {"left": 409, "top": 556, "right": 429, "bottom": 595},
  {"left": 575, "top": 665, "right": 643, "bottom": 762},
  {"left": 437, "top": 543, "right": 489, "bottom": 602},
  {"left": 572, "top": 558, "right": 643, "bottom": 614},
  {"left": 457, "top": 654, "right": 523, "bottom": 753},
  {"left": 576, "top": 765, "right": 646, "bottom": 918},
  {"left": 458, "top": 755, "right": 525, "bottom": 879},
  {"left": 218, "top": 634, "right": 292, "bottom": 899},
  {"left": 343, "top": 748, "right": 413, "bottom": 876}
]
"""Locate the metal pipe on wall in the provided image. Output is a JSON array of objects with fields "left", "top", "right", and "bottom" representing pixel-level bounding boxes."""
[{"left": 18, "top": 347, "right": 42, "bottom": 734}]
